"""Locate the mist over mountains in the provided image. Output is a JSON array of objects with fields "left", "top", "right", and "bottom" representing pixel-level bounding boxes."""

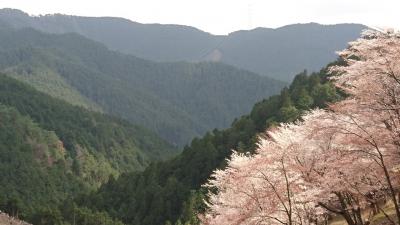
[{"left": 0, "top": 8, "right": 366, "bottom": 81}]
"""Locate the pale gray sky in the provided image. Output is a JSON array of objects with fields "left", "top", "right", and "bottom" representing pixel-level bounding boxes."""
[{"left": 0, "top": 0, "right": 399, "bottom": 35}]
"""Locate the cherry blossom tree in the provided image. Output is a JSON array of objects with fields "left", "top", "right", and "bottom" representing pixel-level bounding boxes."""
[
  {"left": 201, "top": 109, "right": 394, "bottom": 225},
  {"left": 330, "top": 29, "right": 400, "bottom": 223},
  {"left": 201, "top": 113, "right": 326, "bottom": 225},
  {"left": 201, "top": 29, "right": 400, "bottom": 225},
  {"left": 304, "top": 111, "right": 394, "bottom": 225}
]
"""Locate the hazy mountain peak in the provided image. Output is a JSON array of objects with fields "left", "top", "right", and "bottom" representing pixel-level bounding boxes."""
[
  {"left": 0, "top": 8, "right": 28, "bottom": 16},
  {"left": 0, "top": 8, "right": 366, "bottom": 82}
]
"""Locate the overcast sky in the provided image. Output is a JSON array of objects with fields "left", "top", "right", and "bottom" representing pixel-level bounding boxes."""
[{"left": 0, "top": 0, "right": 399, "bottom": 35}]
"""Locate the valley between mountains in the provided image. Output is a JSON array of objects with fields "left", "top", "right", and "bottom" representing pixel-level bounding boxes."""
[{"left": 0, "top": 8, "right": 388, "bottom": 225}]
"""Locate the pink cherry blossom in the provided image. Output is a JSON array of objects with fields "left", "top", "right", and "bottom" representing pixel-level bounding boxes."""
[{"left": 201, "top": 30, "right": 400, "bottom": 225}]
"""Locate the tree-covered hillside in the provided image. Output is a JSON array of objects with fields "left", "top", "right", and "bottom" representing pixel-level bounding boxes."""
[
  {"left": 0, "top": 75, "right": 176, "bottom": 221},
  {"left": 74, "top": 65, "right": 341, "bottom": 225},
  {"left": 4, "top": 62, "right": 103, "bottom": 112},
  {"left": 0, "top": 25, "right": 285, "bottom": 146},
  {"left": 0, "top": 8, "right": 365, "bottom": 81},
  {"left": 0, "top": 104, "right": 82, "bottom": 218}
]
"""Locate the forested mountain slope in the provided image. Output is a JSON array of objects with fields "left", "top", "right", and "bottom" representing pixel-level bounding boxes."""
[
  {"left": 0, "top": 75, "right": 176, "bottom": 221},
  {"left": 72, "top": 64, "right": 342, "bottom": 225},
  {"left": 0, "top": 24, "right": 284, "bottom": 146},
  {"left": 0, "top": 8, "right": 365, "bottom": 81}
]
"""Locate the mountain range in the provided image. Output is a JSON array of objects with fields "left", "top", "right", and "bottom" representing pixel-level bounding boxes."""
[
  {"left": 0, "top": 8, "right": 366, "bottom": 81},
  {"left": 0, "top": 21, "right": 285, "bottom": 146}
]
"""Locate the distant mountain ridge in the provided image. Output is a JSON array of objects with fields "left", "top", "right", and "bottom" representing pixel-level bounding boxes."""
[
  {"left": 0, "top": 24, "right": 285, "bottom": 146},
  {"left": 0, "top": 8, "right": 366, "bottom": 81}
]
